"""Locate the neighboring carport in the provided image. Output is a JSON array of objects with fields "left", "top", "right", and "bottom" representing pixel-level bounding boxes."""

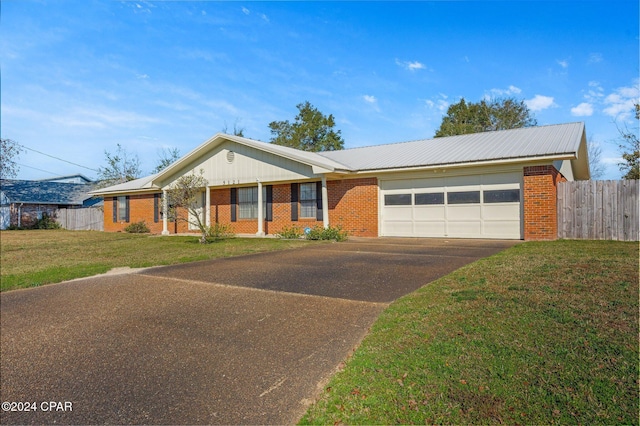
[{"left": 0, "top": 238, "right": 516, "bottom": 425}]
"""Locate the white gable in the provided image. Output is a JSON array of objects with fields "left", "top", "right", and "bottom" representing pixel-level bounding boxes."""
[{"left": 157, "top": 140, "right": 322, "bottom": 188}]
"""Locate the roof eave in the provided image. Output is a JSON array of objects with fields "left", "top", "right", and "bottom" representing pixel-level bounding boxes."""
[
  {"left": 89, "top": 187, "right": 159, "bottom": 196},
  {"left": 349, "top": 153, "right": 579, "bottom": 174}
]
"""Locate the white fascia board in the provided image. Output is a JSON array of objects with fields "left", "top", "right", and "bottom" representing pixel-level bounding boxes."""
[
  {"left": 349, "top": 153, "right": 578, "bottom": 175},
  {"left": 89, "top": 187, "right": 159, "bottom": 197}
]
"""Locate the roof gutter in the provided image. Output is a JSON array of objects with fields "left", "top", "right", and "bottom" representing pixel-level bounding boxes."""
[{"left": 349, "top": 153, "right": 578, "bottom": 175}]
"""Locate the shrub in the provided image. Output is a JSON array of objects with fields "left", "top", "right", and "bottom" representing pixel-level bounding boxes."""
[
  {"left": 304, "top": 225, "right": 348, "bottom": 242},
  {"left": 205, "top": 223, "right": 235, "bottom": 242},
  {"left": 277, "top": 225, "right": 303, "bottom": 239},
  {"left": 31, "top": 213, "right": 61, "bottom": 230},
  {"left": 124, "top": 221, "right": 150, "bottom": 233}
]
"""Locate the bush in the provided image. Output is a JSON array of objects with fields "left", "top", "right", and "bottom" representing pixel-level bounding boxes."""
[
  {"left": 124, "top": 221, "right": 150, "bottom": 233},
  {"left": 205, "top": 223, "right": 235, "bottom": 242},
  {"left": 304, "top": 225, "right": 348, "bottom": 242},
  {"left": 277, "top": 225, "right": 303, "bottom": 239}
]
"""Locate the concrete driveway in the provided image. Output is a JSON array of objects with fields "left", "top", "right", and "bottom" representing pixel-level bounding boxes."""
[{"left": 0, "top": 238, "right": 516, "bottom": 425}]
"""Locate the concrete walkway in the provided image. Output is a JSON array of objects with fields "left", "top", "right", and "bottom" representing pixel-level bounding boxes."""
[{"left": 0, "top": 238, "right": 516, "bottom": 424}]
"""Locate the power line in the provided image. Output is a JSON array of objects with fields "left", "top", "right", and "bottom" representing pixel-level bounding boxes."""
[
  {"left": 15, "top": 163, "right": 62, "bottom": 177},
  {"left": 21, "top": 144, "right": 100, "bottom": 172}
]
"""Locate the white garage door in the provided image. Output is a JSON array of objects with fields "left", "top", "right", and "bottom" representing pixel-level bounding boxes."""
[{"left": 380, "top": 172, "right": 522, "bottom": 239}]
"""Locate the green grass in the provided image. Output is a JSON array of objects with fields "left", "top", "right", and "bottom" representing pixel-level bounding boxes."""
[
  {"left": 0, "top": 230, "right": 314, "bottom": 292},
  {"left": 300, "top": 240, "right": 639, "bottom": 425}
]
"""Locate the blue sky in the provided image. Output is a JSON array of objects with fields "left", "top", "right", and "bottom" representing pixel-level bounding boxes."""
[{"left": 2, "top": 0, "right": 638, "bottom": 181}]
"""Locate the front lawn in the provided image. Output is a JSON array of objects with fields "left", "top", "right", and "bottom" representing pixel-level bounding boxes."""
[
  {"left": 0, "top": 230, "right": 313, "bottom": 292},
  {"left": 300, "top": 240, "right": 639, "bottom": 425}
]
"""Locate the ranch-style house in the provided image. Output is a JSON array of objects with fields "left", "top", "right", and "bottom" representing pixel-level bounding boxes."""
[{"left": 91, "top": 122, "right": 590, "bottom": 241}]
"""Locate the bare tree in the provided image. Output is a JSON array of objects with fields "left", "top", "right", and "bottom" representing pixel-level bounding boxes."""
[
  {"left": 616, "top": 103, "right": 639, "bottom": 180},
  {"left": 222, "top": 119, "right": 246, "bottom": 137},
  {"left": 165, "top": 171, "right": 210, "bottom": 243},
  {"left": 152, "top": 147, "right": 181, "bottom": 174},
  {"left": 97, "top": 144, "right": 141, "bottom": 188},
  {"left": 587, "top": 137, "right": 605, "bottom": 180},
  {"left": 0, "top": 139, "right": 24, "bottom": 179}
]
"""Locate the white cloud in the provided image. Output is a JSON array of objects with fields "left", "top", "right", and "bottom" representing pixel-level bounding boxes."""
[
  {"left": 48, "top": 107, "right": 161, "bottom": 129},
  {"left": 425, "top": 94, "right": 449, "bottom": 114},
  {"left": 557, "top": 59, "right": 569, "bottom": 69},
  {"left": 584, "top": 81, "right": 605, "bottom": 102},
  {"left": 571, "top": 102, "right": 593, "bottom": 117},
  {"left": 362, "top": 95, "right": 380, "bottom": 112},
  {"left": 242, "top": 7, "right": 250, "bottom": 15},
  {"left": 588, "top": 52, "right": 603, "bottom": 64},
  {"left": 485, "top": 85, "right": 522, "bottom": 98},
  {"left": 395, "top": 59, "right": 425, "bottom": 71},
  {"left": 525, "top": 95, "right": 557, "bottom": 112},
  {"left": 603, "top": 82, "right": 640, "bottom": 120},
  {"left": 260, "top": 13, "right": 269, "bottom": 23}
]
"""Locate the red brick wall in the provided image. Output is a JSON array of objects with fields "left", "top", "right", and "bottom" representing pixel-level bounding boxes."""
[
  {"left": 103, "top": 178, "right": 380, "bottom": 238},
  {"left": 328, "top": 178, "right": 378, "bottom": 237},
  {"left": 103, "top": 194, "right": 189, "bottom": 234},
  {"left": 523, "top": 165, "right": 566, "bottom": 241}
]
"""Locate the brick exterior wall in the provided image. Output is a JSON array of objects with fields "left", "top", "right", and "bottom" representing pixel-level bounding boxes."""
[
  {"left": 8, "top": 204, "right": 59, "bottom": 228},
  {"left": 210, "top": 178, "right": 379, "bottom": 237},
  {"left": 104, "top": 194, "right": 190, "bottom": 234},
  {"left": 101, "top": 167, "right": 571, "bottom": 241},
  {"left": 523, "top": 165, "right": 566, "bottom": 241},
  {"left": 328, "top": 178, "right": 378, "bottom": 237},
  {"left": 103, "top": 177, "right": 379, "bottom": 238}
]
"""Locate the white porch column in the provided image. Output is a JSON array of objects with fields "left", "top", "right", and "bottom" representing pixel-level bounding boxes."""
[
  {"left": 322, "top": 176, "right": 329, "bottom": 228},
  {"left": 256, "top": 180, "right": 264, "bottom": 236},
  {"left": 161, "top": 189, "right": 169, "bottom": 235},
  {"left": 205, "top": 186, "right": 211, "bottom": 227}
]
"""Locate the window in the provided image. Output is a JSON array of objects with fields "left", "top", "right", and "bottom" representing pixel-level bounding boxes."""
[
  {"left": 237, "top": 187, "right": 267, "bottom": 220},
  {"left": 415, "top": 192, "right": 444, "bottom": 205},
  {"left": 447, "top": 191, "right": 480, "bottom": 204},
  {"left": 112, "top": 196, "right": 129, "bottom": 223},
  {"left": 300, "top": 183, "right": 317, "bottom": 218},
  {"left": 384, "top": 194, "right": 412, "bottom": 206},
  {"left": 117, "top": 196, "right": 128, "bottom": 221},
  {"left": 483, "top": 189, "right": 520, "bottom": 203},
  {"left": 238, "top": 187, "right": 258, "bottom": 219}
]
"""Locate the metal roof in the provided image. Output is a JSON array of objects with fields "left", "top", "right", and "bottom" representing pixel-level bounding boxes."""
[
  {"left": 91, "top": 175, "right": 159, "bottom": 194},
  {"left": 318, "top": 122, "right": 586, "bottom": 171},
  {"left": 92, "top": 122, "right": 588, "bottom": 195}
]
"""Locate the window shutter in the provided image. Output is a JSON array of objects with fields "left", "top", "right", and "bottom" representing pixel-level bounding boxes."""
[
  {"left": 112, "top": 198, "right": 117, "bottom": 223},
  {"left": 154, "top": 194, "right": 159, "bottom": 223},
  {"left": 290, "top": 183, "right": 299, "bottom": 221},
  {"left": 230, "top": 188, "right": 237, "bottom": 222},
  {"left": 125, "top": 196, "right": 130, "bottom": 222},
  {"left": 316, "top": 181, "right": 323, "bottom": 221},
  {"left": 266, "top": 185, "right": 273, "bottom": 222}
]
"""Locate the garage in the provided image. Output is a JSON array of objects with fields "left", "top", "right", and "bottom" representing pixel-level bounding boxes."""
[{"left": 380, "top": 171, "right": 522, "bottom": 239}]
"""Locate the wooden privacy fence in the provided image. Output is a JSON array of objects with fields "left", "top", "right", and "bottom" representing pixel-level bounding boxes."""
[
  {"left": 557, "top": 180, "right": 639, "bottom": 241},
  {"left": 56, "top": 207, "right": 104, "bottom": 231}
]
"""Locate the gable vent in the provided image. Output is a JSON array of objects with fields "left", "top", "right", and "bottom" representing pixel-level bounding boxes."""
[{"left": 226, "top": 151, "right": 235, "bottom": 163}]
